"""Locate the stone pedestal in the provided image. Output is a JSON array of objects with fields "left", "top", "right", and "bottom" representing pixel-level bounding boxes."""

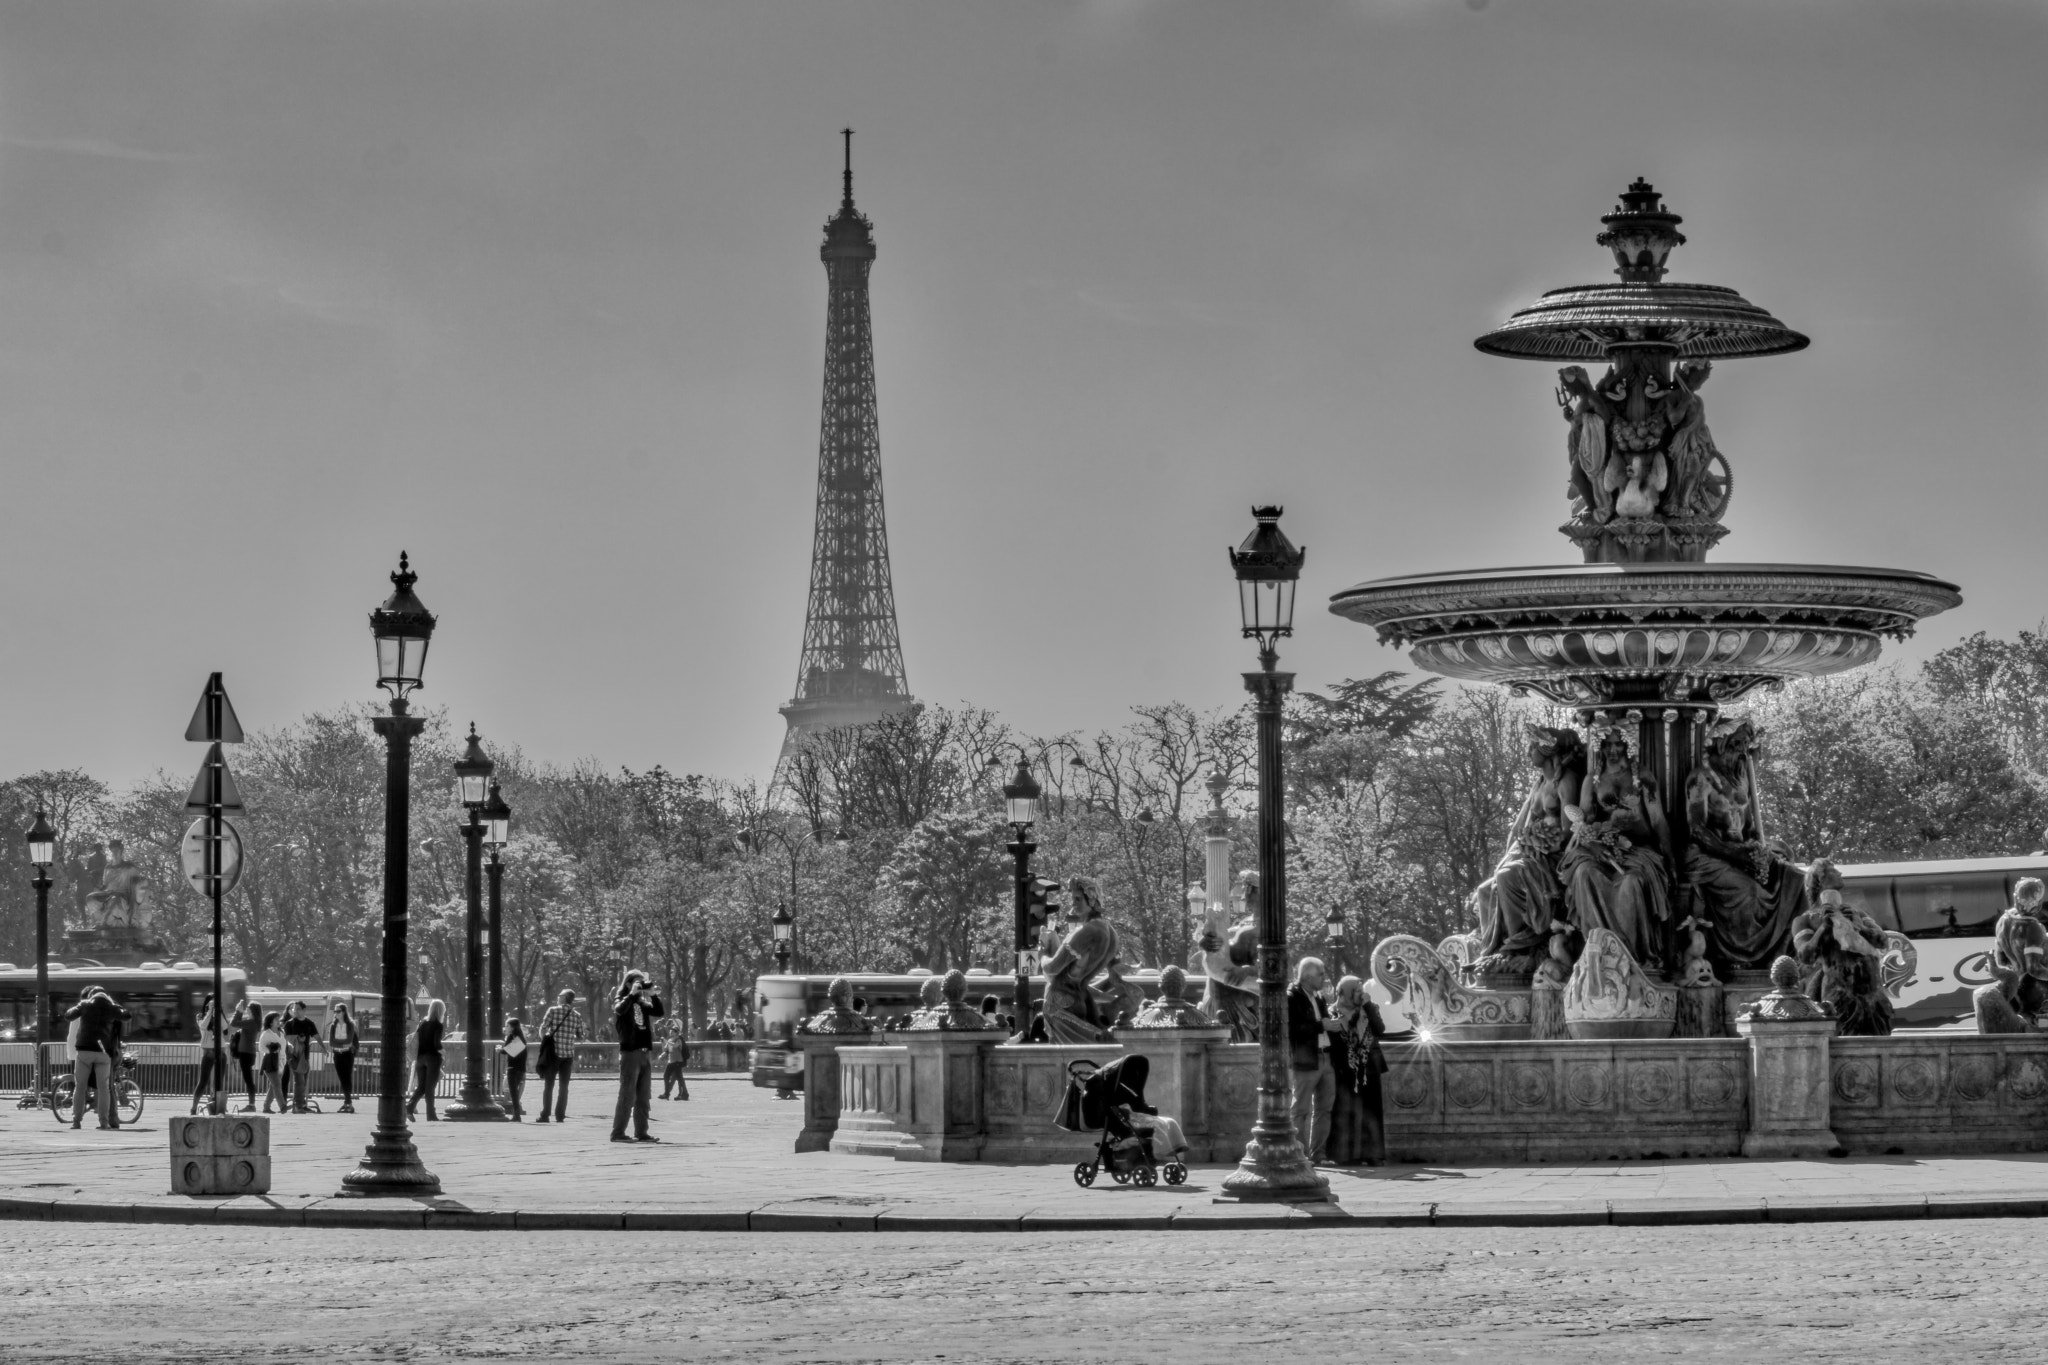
[
  {"left": 1734, "top": 1017, "right": 1841, "bottom": 1158},
  {"left": 792, "top": 1032, "right": 871, "bottom": 1154},
  {"left": 831, "top": 1033, "right": 1001, "bottom": 1162},
  {"left": 1114, "top": 1026, "right": 1231, "bottom": 1161},
  {"left": 169, "top": 1114, "right": 270, "bottom": 1196}
]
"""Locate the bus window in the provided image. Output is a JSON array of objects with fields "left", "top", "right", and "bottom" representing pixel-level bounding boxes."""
[{"left": 1893, "top": 872, "right": 2007, "bottom": 937}]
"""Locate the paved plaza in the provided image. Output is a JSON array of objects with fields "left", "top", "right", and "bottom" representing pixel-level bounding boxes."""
[{"left": 8, "top": 1074, "right": 2048, "bottom": 1230}]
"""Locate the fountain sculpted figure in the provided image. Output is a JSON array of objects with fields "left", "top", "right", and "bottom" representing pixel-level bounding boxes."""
[
  {"left": 802, "top": 976, "right": 873, "bottom": 1035},
  {"left": 1468, "top": 727, "right": 1584, "bottom": 976},
  {"left": 1561, "top": 725, "right": 1673, "bottom": 973},
  {"left": 1685, "top": 720, "right": 1807, "bottom": 973},
  {"left": 1788, "top": 858, "right": 1893, "bottom": 1035},
  {"left": 1040, "top": 878, "right": 1120, "bottom": 1044},
  {"left": 1198, "top": 870, "right": 1262, "bottom": 1041},
  {"left": 1976, "top": 877, "right": 2048, "bottom": 1034}
]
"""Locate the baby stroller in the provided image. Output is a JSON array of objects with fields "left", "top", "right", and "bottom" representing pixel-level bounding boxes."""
[{"left": 1055, "top": 1056, "right": 1188, "bottom": 1189}]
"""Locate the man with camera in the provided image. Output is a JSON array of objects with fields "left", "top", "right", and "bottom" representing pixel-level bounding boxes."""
[{"left": 610, "top": 970, "right": 667, "bottom": 1144}]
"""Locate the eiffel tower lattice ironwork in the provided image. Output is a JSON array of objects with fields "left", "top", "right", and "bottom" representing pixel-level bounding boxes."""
[{"left": 779, "top": 130, "right": 913, "bottom": 762}]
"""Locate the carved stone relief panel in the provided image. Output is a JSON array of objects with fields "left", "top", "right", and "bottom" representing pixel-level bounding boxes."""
[{"left": 1444, "top": 1061, "right": 1494, "bottom": 1111}]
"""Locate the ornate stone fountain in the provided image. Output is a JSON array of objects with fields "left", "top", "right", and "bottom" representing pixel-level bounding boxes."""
[{"left": 1344, "top": 182, "right": 1960, "bottom": 1041}]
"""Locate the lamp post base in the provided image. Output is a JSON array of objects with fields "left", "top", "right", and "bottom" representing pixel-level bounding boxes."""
[
  {"left": 336, "top": 1126, "right": 442, "bottom": 1197},
  {"left": 1217, "top": 1128, "right": 1333, "bottom": 1203},
  {"left": 443, "top": 1087, "right": 509, "bottom": 1122}
]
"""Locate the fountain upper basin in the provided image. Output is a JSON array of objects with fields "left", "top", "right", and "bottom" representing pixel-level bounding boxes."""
[{"left": 1328, "top": 562, "right": 1961, "bottom": 707}]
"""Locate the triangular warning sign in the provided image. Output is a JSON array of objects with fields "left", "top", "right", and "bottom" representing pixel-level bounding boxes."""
[
  {"left": 184, "top": 672, "right": 245, "bottom": 744},
  {"left": 185, "top": 743, "right": 248, "bottom": 812}
]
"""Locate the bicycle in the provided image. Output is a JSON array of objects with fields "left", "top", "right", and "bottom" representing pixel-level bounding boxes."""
[{"left": 49, "top": 1051, "right": 145, "bottom": 1127}]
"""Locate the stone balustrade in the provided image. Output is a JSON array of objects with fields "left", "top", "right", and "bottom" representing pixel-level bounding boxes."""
[{"left": 813, "top": 1022, "right": 2048, "bottom": 1165}]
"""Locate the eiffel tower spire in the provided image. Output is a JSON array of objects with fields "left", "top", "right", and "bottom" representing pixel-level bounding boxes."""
[{"left": 779, "top": 131, "right": 913, "bottom": 762}]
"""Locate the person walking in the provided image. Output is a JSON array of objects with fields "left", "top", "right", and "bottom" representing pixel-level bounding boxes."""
[
  {"left": 326, "top": 1002, "right": 360, "bottom": 1114},
  {"left": 499, "top": 1015, "right": 529, "bottom": 1120},
  {"left": 1326, "top": 975, "right": 1389, "bottom": 1167},
  {"left": 231, "top": 998, "right": 261, "bottom": 1112},
  {"left": 1286, "top": 956, "right": 1340, "bottom": 1164},
  {"left": 64, "top": 987, "right": 130, "bottom": 1130},
  {"left": 406, "top": 999, "right": 446, "bottom": 1122},
  {"left": 191, "top": 994, "right": 223, "bottom": 1116},
  {"left": 610, "top": 970, "right": 666, "bottom": 1144},
  {"left": 256, "top": 1012, "right": 288, "bottom": 1114},
  {"left": 282, "top": 1001, "right": 319, "bottom": 1113},
  {"left": 534, "top": 989, "right": 585, "bottom": 1124},
  {"left": 658, "top": 1017, "right": 690, "bottom": 1101}
]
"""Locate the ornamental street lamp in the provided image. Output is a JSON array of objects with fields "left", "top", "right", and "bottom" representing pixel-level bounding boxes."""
[
  {"left": 447, "top": 727, "right": 507, "bottom": 1121},
  {"left": 1004, "top": 757, "right": 1042, "bottom": 1041},
  {"left": 484, "top": 781, "right": 511, "bottom": 1034},
  {"left": 1219, "top": 506, "right": 1330, "bottom": 1203},
  {"left": 772, "top": 903, "right": 794, "bottom": 974},
  {"left": 25, "top": 812, "right": 55, "bottom": 1107},
  {"left": 341, "top": 553, "right": 443, "bottom": 1196},
  {"left": 1326, "top": 905, "right": 1348, "bottom": 978}
]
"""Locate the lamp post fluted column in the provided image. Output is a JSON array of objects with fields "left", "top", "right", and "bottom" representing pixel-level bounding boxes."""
[
  {"left": 1219, "top": 506, "right": 1330, "bottom": 1204},
  {"left": 342, "top": 698, "right": 440, "bottom": 1193},
  {"left": 488, "top": 849, "right": 504, "bottom": 1035},
  {"left": 1002, "top": 757, "right": 1042, "bottom": 1041},
  {"left": 448, "top": 728, "right": 506, "bottom": 1121},
  {"left": 341, "top": 553, "right": 442, "bottom": 1196},
  {"left": 32, "top": 872, "right": 51, "bottom": 1102}
]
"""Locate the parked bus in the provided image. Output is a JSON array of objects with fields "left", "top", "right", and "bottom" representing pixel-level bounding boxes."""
[{"left": 0, "top": 961, "right": 248, "bottom": 1042}]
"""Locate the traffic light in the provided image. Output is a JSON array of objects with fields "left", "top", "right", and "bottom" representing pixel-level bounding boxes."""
[{"left": 1025, "top": 876, "right": 1064, "bottom": 936}]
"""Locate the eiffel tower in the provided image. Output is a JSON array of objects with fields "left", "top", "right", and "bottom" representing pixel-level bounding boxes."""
[{"left": 778, "top": 131, "right": 913, "bottom": 763}]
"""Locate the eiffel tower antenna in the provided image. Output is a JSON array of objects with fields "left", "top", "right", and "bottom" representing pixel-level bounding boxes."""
[{"left": 778, "top": 132, "right": 913, "bottom": 770}]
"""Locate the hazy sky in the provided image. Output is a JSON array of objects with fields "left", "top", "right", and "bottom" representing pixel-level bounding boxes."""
[{"left": 0, "top": 1, "right": 2042, "bottom": 789}]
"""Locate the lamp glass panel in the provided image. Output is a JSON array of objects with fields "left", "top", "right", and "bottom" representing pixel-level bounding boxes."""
[
  {"left": 1007, "top": 794, "right": 1038, "bottom": 825},
  {"left": 28, "top": 836, "right": 54, "bottom": 866},
  {"left": 486, "top": 814, "right": 511, "bottom": 845}
]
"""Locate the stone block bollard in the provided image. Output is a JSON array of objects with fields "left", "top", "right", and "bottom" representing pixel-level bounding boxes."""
[
  {"left": 895, "top": 1030, "right": 998, "bottom": 1161},
  {"left": 793, "top": 1033, "right": 871, "bottom": 1154},
  {"left": 169, "top": 1114, "right": 271, "bottom": 1196},
  {"left": 1733, "top": 960, "right": 1841, "bottom": 1158}
]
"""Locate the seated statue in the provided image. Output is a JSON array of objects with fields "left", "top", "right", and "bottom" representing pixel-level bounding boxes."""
[
  {"left": 1469, "top": 727, "right": 1584, "bottom": 975},
  {"left": 1684, "top": 720, "right": 1807, "bottom": 974},
  {"left": 1198, "top": 871, "right": 1261, "bottom": 1042},
  {"left": 1976, "top": 878, "right": 2048, "bottom": 1034},
  {"left": 1040, "top": 878, "right": 1120, "bottom": 1044},
  {"left": 801, "top": 976, "right": 873, "bottom": 1035},
  {"left": 1561, "top": 724, "right": 1673, "bottom": 974},
  {"left": 908, "top": 969, "right": 991, "bottom": 1031},
  {"left": 1789, "top": 859, "right": 1892, "bottom": 1036},
  {"left": 1131, "top": 965, "right": 1212, "bottom": 1028}
]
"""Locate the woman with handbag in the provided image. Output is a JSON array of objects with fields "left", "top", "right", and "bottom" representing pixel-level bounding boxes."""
[
  {"left": 326, "top": 1002, "right": 360, "bottom": 1114},
  {"left": 1327, "top": 974, "right": 1389, "bottom": 1167}
]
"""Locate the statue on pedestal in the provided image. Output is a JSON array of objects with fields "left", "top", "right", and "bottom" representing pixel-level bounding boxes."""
[
  {"left": 1789, "top": 858, "right": 1893, "bottom": 1036},
  {"left": 802, "top": 976, "right": 873, "bottom": 1035},
  {"left": 908, "top": 969, "right": 991, "bottom": 1031},
  {"left": 1131, "top": 965, "right": 1211, "bottom": 1029},
  {"left": 1737, "top": 955, "right": 1833, "bottom": 1023},
  {"left": 1040, "top": 878, "right": 1120, "bottom": 1044},
  {"left": 1561, "top": 724, "right": 1673, "bottom": 974},
  {"left": 1685, "top": 720, "right": 1807, "bottom": 973},
  {"left": 1468, "top": 728, "right": 1584, "bottom": 976},
  {"left": 1198, "top": 870, "right": 1261, "bottom": 1041}
]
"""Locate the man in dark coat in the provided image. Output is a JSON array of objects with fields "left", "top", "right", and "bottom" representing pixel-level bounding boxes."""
[
  {"left": 1286, "top": 957, "right": 1338, "bottom": 1163},
  {"left": 610, "top": 970, "right": 666, "bottom": 1144}
]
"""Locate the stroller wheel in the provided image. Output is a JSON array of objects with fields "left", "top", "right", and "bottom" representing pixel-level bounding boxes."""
[
  {"left": 1111, "top": 1168, "right": 1131, "bottom": 1184},
  {"left": 1135, "top": 1164, "right": 1158, "bottom": 1188},
  {"left": 1072, "top": 1162, "right": 1096, "bottom": 1188},
  {"left": 1164, "top": 1162, "right": 1188, "bottom": 1186}
]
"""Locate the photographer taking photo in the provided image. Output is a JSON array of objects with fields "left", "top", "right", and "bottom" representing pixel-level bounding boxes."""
[{"left": 609, "top": 969, "right": 666, "bottom": 1144}]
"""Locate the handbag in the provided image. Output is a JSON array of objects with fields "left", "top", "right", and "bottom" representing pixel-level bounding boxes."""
[{"left": 537, "top": 1017, "right": 561, "bottom": 1070}]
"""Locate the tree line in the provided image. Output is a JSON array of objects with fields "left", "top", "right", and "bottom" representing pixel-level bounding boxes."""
[{"left": 0, "top": 629, "right": 2041, "bottom": 1031}]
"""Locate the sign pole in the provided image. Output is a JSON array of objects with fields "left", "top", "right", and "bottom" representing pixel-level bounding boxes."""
[{"left": 184, "top": 674, "right": 245, "bottom": 1117}]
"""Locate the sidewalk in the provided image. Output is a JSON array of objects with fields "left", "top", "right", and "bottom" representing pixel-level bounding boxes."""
[{"left": 5, "top": 1075, "right": 2047, "bottom": 1232}]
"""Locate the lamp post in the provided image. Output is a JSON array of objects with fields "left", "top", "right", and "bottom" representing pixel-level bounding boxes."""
[
  {"left": 772, "top": 903, "right": 794, "bottom": 974},
  {"left": 1219, "top": 506, "right": 1330, "bottom": 1203},
  {"left": 1004, "top": 758, "right": 1041, "bottom": 1041},
  {"left": 341, "top": 553, "right": 442, "bottom": 1195},
  {"left": 25, "top": 812, "right": 54, "bottom": 1105},
  {"left": 1325, "top": 905, "right": 1347, "bottom": 979},
  {"left": 447, "top": 726, "right": 507, "bottom": 1121},
  {"left": 484, "top": 781, "right": 510, "bottom": 1034}
]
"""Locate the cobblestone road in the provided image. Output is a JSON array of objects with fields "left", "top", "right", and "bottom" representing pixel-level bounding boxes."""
[{"left": 0, "top": 1219, "right": 2035, "bottom": 1363}]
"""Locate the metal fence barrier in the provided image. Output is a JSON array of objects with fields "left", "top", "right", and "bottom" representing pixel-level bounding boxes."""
[{"left": 1, "top": 1038, "right": 753, "bottom": 1100}]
